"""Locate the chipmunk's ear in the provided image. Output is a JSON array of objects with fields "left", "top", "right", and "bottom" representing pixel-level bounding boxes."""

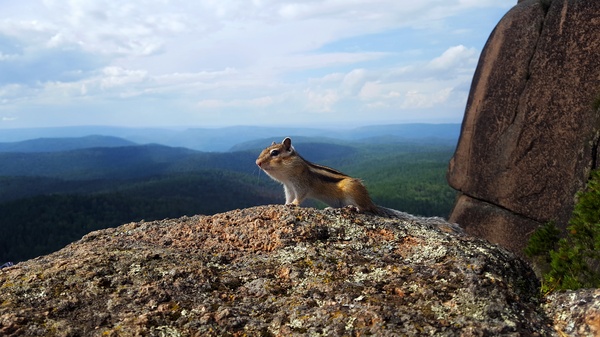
[
  {"left": 271, "top": 141, "right": 276, "bottom": 145},
  {"left": 282, "top": 137, "right": 292, "bottom": 150}
]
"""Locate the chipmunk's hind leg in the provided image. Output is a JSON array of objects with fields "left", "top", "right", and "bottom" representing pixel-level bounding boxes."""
[{"left": 341, "top": 179, "right": 377, "bottom": 213}]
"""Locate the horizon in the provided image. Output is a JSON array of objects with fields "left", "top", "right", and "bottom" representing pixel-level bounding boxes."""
[
  {"left": 0, "top": 1, "right": 512, "bottom": 129},
  {"left": 0, "top": 121, "right": 462, "bottom": 132}
]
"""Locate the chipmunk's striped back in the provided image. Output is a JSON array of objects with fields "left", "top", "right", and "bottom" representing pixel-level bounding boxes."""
[{"left": 301, "top": 156, "right": 348, "bottom": 183}]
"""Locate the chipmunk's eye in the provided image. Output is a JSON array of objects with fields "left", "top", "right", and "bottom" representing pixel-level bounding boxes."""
[{"left": 270, "top": 149, "right": 280, "bottom": 156}]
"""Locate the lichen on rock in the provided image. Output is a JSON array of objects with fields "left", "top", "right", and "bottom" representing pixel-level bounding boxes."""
[
  {"left": 0, "top": 205, "right": 553, "bottom": 336},
  {"left": 543, "top": 288, "right": 600, "bottom": 336}
]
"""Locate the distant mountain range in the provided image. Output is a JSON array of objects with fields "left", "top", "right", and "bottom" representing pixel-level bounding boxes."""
[
  {"left": 0, "top": 124, "right": 461, "bottom": 152},
  {"left": 0, "top": 135, "right": 136, "bottom": 153}
]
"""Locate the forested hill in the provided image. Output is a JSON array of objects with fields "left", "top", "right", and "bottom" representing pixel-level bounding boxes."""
[
  {"left": 0, "top": 143, "right": 280, "bottom": 262},
  {"left": 0, "top": 138, "right": 457, "bottom": 263},
  {"left": 0, "top": 144, "right": 254, "bottom": 180}
]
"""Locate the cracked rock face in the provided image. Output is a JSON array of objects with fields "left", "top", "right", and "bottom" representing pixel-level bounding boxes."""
[
  {"left": 0, "top": 206, "right": 553, "bottom": 336},
  {"left": 447, "top": 0, "right": 600, "bottom": 255}
]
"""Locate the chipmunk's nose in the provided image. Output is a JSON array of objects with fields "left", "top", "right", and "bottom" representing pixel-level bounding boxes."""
[{"left": 256, "top": 160, "right": 262, "bottom": 167}]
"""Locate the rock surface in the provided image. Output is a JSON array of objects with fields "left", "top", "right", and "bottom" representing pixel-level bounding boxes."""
[
  {"left": 0, "top": 205, "right": 555, "bottom": 336},
  {"left": 543, "top": 288, "right": 600, "bottom": 337},
  {"left": 447, "top": 0, "right": 600, "bottom": 255}
]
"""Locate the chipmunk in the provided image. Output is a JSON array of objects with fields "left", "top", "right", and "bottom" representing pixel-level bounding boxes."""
[
  {"left": 255, "top": 137, "right": 465, "bottom": 234},
  {"left": 255, "top": 137, "right": 378, "bottom": 213}
]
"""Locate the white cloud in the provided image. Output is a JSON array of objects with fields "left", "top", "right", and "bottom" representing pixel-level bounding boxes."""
[
  {"left": 428, "top": 45, "right": 478, "bottom": 71},
  {"left": 458, "top": 0, "right": 508, "bottom": 7},
  {"left": 100, "top": 67, "right": 149, "bottom": 89},
  {"left": 249, "top": 96, "right": 275, "bottom": 107},
  {"left": 271, "top": 52, "right": 388, "bottom": 73},
  {"left": 0, "top": 84, "right": 29, "bottom": 103},
  {"left": 304, "top": 88, "right": 339, "bottom": 113},
  {"left": 197, "top": 99, "right": 225, "bottom": 109},
  {"left": 197, "top": 95, "right": 275, "bottom": 109},
  {"left": 358, "top": 81, "right": 383, "bottom": 100},
  {"left": 401, "top": 87, "right": 453, "bottom": 109},
  {"left": 341, "top": 69, "right": 368, "bottom": 95},
  {"left": 0, "top": 52, "right": 17, "bottom": 61}
]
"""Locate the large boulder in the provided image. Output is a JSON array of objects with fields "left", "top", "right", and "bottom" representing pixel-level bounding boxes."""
[
  {"left": 0, "top": 206, "right": 552, "bottom": 336},
  {"left": 447, "top": 0, "right": 600, "bottom": 254}
]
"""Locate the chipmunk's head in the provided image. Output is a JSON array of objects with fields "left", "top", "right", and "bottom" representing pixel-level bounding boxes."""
[{"left": 256, "top": 137, "right": 296, "bottom": 180}]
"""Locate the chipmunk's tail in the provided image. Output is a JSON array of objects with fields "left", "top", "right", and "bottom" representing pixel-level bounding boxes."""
[
  {"left": 373, "top": 206, "right": 464, "bottom": 235},
  {"left": 371, "top": 205, "right": 409, "bottom": 218}
]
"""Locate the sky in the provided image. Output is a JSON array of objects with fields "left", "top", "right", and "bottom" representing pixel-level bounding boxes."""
[{"left": 0, "top": 0, "right": 513, "bottom": 129}]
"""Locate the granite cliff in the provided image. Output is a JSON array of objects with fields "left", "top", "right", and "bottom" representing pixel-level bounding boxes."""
[{"left": 447, "top": 0, "right": 600, "bottom": 255}]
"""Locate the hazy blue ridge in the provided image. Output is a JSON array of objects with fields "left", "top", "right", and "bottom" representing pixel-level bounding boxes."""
[
  {"left": 0, "top": 135, "right": 137, "bottom": 153},
  {"left": 0, "top": 123, "right": 460, "bottom": 152}
]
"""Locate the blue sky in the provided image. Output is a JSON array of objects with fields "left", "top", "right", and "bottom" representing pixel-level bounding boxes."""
[{"left": 0, "top": 0, "right": 513, "bottom": 129}]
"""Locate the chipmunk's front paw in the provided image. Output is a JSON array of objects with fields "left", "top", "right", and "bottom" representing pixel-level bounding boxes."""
[
  {"left": 285, "top": 203, "right": 298, "bottom": 208},
  {"left": 343, "top": 205, "right": 361, "bottom": 213}
]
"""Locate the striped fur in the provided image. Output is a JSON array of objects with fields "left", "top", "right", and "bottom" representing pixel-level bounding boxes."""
[{"left": 301, "top": 156, "right": 347, "bottom": 183}]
